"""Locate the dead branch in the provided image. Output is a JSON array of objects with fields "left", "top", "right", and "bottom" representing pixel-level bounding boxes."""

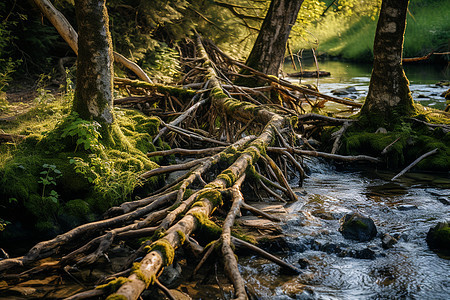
[
  {"left": 231, "top": 237, "right": 301, "bottom": 274},
  {"left": 391, "top": 148, "right": 439, "bottom": 181},
  {"left": 153, "top": 98, "right": 209, "bottom": 143},
  {"left": 268, "top": 147, "right": 380, "bottom": 163},
  {"left": 222, "top": 175, "right": 247, "bottom": 300},
  {"left": 241, "top": 202, "right": 282, "bottom": 222},
  {"left": 140, "top": 157, "right": 208, "bottom": 180},
  {"left": 331, "top": 121, "right": 351, "bottom": 154},
  {"left": 147, "top": 147, "right": 226, "bottom": 157}
]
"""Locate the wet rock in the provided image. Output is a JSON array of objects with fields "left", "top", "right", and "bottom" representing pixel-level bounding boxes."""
[
  {"left": 426, "top": 220, "right": 450, "bottom": 253},
  {"left": 438, "top": 197, "right": 450, "bottom": 205},
  {"left": 311, "top": 209, "right": 335, "bottom": 220},
  {"left": 397, "top": 204, "right": 418, "bottom": 211},
  {"left": 350, "top": 248, "right": 376, "bottom": 259},
  {"left": 297, "top": 258, "right": 311, "bottom": 269},
  {"left": 339, "top": 212, "right": 377, "bottom": 242},
  {"left": 382, "top": 233, "right": 398, "bottom": 249},
  {"left": 159, "top": 262, "right": 182, "bottom": 288},
  {"left": 331, "top": 86, "right": 357, "bottom": 95}
]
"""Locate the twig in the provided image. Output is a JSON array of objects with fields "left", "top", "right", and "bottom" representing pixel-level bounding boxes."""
[
  {"left": 154, "top": 278, "right": 176, "bottom": 300},
  {"left": 153, "top": 98, "right": 209, "bottom": 143},
  {"left": 381, "top": 137, "right": 401, "bottom": 155},
  {"left": 240, "top": 202, "right": 281, "bottom": 222},
  {"left": 331, "top": 121, "right": 351, "bottom": 154},
  {"left": 231, "top": 237, "right": 301, "bottom": 274},
  {"left": 140, "top": 157, "right": 208, "bottom": 179},
  {"left": 221, "top": 174, "right": 247, "bottom": 300},
  {"left": 192, "top": 240, "right": 218, "bottom": 277},
  {"left": 147, "top": 147, "right": 225, "bottom": 157},
  {"left": 161, "top": 121, "right": 230, "bottom": 146},
  {"left": 391, "top": 148, "right": 439, "bottom": 181},
  {"left": 268, "top": 147, "right": 380, "bottom": 163}
]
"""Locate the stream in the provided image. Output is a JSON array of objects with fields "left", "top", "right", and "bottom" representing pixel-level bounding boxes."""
[
  {"left": 239, "top": 158, "right": 450, "bottom": 299},
  {"left": 283, "top": 60, "right": 449, "bottom": 111},
  {"left": 235, "top": 61, "right": 450, "bottom": 299}
]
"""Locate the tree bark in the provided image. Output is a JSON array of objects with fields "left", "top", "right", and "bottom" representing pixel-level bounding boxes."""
[
  {"left": 32, "top": 0, "right": 152, "bottom": 83},
  {"left": 73, "top": 0, "right": 114, "bottom": 124},
  {"left": 237, "top": 0, "right": 304, "bottom": 86},
  {"left": 360, "top": 0, "right": 415, "bottom": 125}
]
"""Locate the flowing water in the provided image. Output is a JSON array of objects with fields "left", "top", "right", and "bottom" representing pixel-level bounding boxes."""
[
  {"left": 237, "top": 61, "right": 450, "bottom": 299},
  {"left": 239, "top": 158, "right": 450, "bottom": 299},
  {"left": 283, "top": 60, "right": 449, "bottom": 111}
]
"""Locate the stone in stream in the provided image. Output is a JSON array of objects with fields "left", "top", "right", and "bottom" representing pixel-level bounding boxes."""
[
  {"left": 339, "top": 212, "right": 377, "bottom": 242},
  {"left": 396, "top": 204, "right": 418, "bottom": 211},
  {"left": 331, "top": 86, "right": 357, "bottom": 96},
  {"left": 381, "top": 233, "right": 398, "bottom": 249},
  {"left": 159, "top": 262, "right": 183, "bottom": 288},
  {"left": 437, "top": 197, "right": 450, "bottom": 206},
  {"left": 297, "top": 258, "right": 311, "bottom": 269},
  {"left": 426, "top": 220, "right": 450, "bottom": 254}
]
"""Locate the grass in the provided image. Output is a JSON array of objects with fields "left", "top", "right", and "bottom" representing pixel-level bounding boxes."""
[{"left": 301, "top": 0, "right": 449, "bottom": 62}]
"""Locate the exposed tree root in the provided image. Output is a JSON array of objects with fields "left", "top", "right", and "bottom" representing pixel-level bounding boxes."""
[{"left": 1, "top": 35, "right": 384, "bottom": 300}]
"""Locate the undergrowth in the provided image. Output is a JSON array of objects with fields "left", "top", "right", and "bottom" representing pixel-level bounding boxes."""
[{"left": 0, "top": 90, "right": 164, "bottom": 236}]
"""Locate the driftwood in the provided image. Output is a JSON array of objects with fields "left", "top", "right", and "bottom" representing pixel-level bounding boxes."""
[
  {"left": 7, "top": 32, "right": 446, "bottom": 300},
  {"left": 287, "top": 70, "right": 331, "bottom": 78},
  {"left": 391, "top": 148, "right": 439, "bottom": 181}
]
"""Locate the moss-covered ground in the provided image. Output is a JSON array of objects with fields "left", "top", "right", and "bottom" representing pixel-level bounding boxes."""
[
  {"left": 324, "top": 105, "right": 450, "bottom": 171},
  {"left": 0, "top": 91, "right": 164, "bottom": 238}
]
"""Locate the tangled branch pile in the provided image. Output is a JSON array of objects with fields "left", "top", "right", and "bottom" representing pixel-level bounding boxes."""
[{"left": 0, "top": 36, "right": 379, "bottom": 300}]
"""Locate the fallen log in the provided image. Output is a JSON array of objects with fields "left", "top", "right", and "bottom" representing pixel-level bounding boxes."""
[
  {"left": 287, "top": 70, "right": 331, "bottom": 78},
  {"left": 106, "top": 34, "right": 292, "bottom": 300}
]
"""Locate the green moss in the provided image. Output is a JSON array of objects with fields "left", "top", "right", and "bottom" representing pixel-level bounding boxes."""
[
  {"left": 191, "top": 211, "right": 223, "bottom": 240},
  {"left": 217, "top": 169, "right": 237, "bottom": 188},
  {"left": 245, "top": 165, "right": 260, "bottom": 180},
  {"left": 183, "top": 189, "right": 194, "bottom": 200},
  {"left": 106, "top": 294, "right": 128, "bottom": 300},
  {"left": 196, "top": 189, "right": 223, "bottom": 207},
  {"left": 344, "top": 219, "right": 368, "bottom": 230},
  {"left": 191, "top": 201, "right": 205, "bottom": 208},
  {"left": 96, "top": 277, "right": 130, "bottom": 293},
  {"left": 145, "top": 239, "right": 175, "bottom": 266},
  {"left": 131, "top": 263, "right": 152, "bottom": 288},
  {"left": 176, "top": 230, "right": 186, "bottom": 245},
  {"left": 147, "top": 228, "right": 167, "bottom": 242}
]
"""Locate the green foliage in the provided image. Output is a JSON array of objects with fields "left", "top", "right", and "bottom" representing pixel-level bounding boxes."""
[
  {"left": 38, "top": 164, "right": 62, "bottom": 204},
  {"left": 0, "top": 91, "right": 162, "bottom": 233},
  {"left": 0, "top": 218, "right": 10, "bottom": 231},
  {"left": 307, "top": 0, "right": 449, "bottom": 61},
  {"left": 61, "top": 113, "right": 103, "bottom": 152}
]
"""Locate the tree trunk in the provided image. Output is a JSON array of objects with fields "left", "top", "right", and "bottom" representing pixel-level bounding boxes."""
[
  {"left": 73, "top": 0, "right": 114, "bottom": 124},
  {"left": 237, "top": 0, "right": 304, "bottom": 86},
  {"left": 360, "top": 0, "right": 415, "bottom": 125}
]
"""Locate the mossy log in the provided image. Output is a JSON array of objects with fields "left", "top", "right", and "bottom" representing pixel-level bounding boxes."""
[{"left": 107, "top": 35, "right": 295, "bottom": 300}]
